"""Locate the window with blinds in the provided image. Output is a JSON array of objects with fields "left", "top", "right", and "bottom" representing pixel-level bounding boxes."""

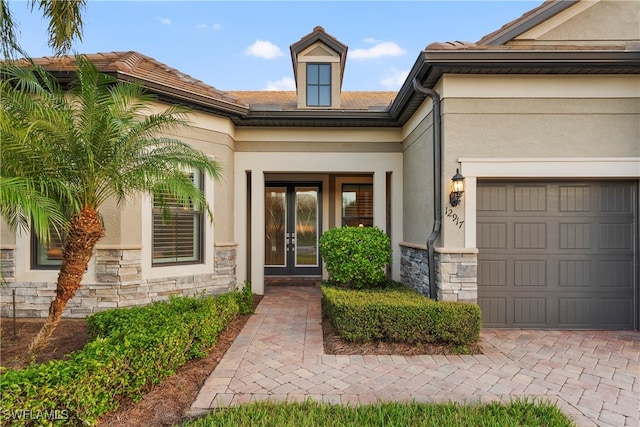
[
  {"left": 342, "top": 184, "right": 373, "bottom": 227},
  {"left": 152, "top": 172, "right": 203, "bottom": 265},
  {"left": 32, "top": 225, "right": 65, "bottom": 269}
]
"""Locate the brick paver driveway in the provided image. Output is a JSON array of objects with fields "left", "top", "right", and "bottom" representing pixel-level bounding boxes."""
[{"left": 190, "top": 286, "right": 640, "bottom": 427}]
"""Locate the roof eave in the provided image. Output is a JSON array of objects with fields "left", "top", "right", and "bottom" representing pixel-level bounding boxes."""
[
  {"left": 423, "top": 48, "right": 640, "bottom": 66},
  {"left": 114, "top": 72, "right": 250, "bottom": 117},
  {"left": 232, "top": 109, "right": 398, "bottom": 127},
  {"left": 389, "top": 48, "right": 640, "bottom": 123},
  {"left": 478, "top": 0, "right": 579, "bottom": 46}
]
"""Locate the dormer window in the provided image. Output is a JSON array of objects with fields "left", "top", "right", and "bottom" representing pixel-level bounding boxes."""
[
  {"left": 307, "top": 63, "right": 331, "bottom": 107},
  {"left": 290, "top": 26, "right": 347, "bottom": 109}
]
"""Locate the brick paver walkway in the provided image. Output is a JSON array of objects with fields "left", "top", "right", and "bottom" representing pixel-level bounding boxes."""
[{"left": 189, "top": 286, "right": 640, "bottom": 427}]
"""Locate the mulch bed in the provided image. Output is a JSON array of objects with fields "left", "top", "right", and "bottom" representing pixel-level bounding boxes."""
[{"left": 1, "top": 299, "right": 259, "bottom": 427}]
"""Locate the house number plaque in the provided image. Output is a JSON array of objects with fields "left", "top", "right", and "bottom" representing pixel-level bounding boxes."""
[{"left": 444, "top": 206, "right": 464, "bottom": 229}]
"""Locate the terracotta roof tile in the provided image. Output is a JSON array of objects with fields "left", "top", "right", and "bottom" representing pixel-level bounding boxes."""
[
  {"left": 291, "top": 26, "right": 347, "bottom": 53},
  {"left": 476, "top": 0, "right": 550, "bottom": 45},
  {"left": 27, "top": 51, "right": 248, "bottom": 109},
  {"left": 426, "top": 42, "right": 628, "bottom": 51},
  {"left": 227, "top": 90, "right": 396, "bottom": 111},
  {"left": 19, "top": 52, "right": 394, "bottom": 113}
]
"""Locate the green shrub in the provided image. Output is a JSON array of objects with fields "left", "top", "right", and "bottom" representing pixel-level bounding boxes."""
[
  {"left": 234, "top": 281, "right": 255, "bottom": 315},
  {"left": 319, "top": 226, "right": 391, "bottom": 289},
  {"left": 1, "top": 292, "right": 241, "bottom": 426},
  {"left": 322, "top": 283, "right": 481, "bottom": 345}
]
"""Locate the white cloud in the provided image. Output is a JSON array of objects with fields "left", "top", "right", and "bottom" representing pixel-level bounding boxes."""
[
  {"left": 264, "top": 77, "right": 296, "bottom": 91},
  {"left": 197, "top": 23, "right": 221, "bottom": 31},
  {"left": 245, "top": 40, "right": 283, "bottom": 59},
  {"left": 157, "top": 17, "right": 172, "bottom": 25},
  {"left": 350, "top": 42, "right": 405, "bottom": 60},
  {"left": 380, "top": 67, "right": 409, "bottom": 89}
]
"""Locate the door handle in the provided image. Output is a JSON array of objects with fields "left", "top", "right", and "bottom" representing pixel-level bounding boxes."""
[{"left": 286, "top": 233, "right": 296, "bottom": 251}]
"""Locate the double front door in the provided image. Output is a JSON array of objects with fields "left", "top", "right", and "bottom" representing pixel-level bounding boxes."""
[{"left": 265, "top": 183, "right": 322, "bottom": 276}]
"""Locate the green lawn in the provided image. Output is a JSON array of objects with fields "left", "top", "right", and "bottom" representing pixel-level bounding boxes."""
[{"left": 183, "top": 399, "right": 574, "bottom": 427}]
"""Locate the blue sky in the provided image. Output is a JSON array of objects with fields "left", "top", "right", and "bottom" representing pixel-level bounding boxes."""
[{"left": 10, "top": 1, "right": 541, "bottom": 91}]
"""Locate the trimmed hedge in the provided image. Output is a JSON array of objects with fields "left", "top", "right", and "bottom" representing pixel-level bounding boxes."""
[
  {"left": 322, "top": 283, "right": 481, "bottom": 345},
  {"left": 0, "top": 288, "right": 251, "bottom": 426},
  {"left": 319, "top": 226, "right": 391, "bottom": 289}
]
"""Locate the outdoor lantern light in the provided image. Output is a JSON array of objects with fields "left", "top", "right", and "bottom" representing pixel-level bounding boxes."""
[{"left": 449, "top": 168, "right": 465, "bottom": 207}]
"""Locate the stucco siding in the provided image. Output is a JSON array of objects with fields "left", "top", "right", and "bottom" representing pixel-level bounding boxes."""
[
  {"left": 443, "top": 98, "right": 640, "bottom": 159},
  {"left": 0, "top": 218, "right": 16, "bottom": 247},
  {"left": 437, "top": 74, "right": 640, "bottom": 250},
  {"left": 2, "top": 108, "right": 240, "bottom": 316},
  {"left": 235, "top": 127, "right": 403, "bottom": 153},
  {"left": 515, "top": 0, "right": 640, "bottom": 45},
  {"left": 401, "top": 113, "right": 435, "bottom": 245},
  {"left": 169, "top": 124, "right": 236, "bottom": 244}
]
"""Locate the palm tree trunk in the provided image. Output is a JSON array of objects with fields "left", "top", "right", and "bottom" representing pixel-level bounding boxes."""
[{"left": 29, "top": 208, "right": 105, "bottom": 357}]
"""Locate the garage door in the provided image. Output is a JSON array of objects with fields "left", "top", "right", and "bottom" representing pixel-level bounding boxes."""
[{"left": 477, "top": 181, "right": 637, "bottom": 329}]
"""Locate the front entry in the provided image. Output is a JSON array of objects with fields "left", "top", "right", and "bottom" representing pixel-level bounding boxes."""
[{"left": 264, "top": 183, "right": 322, "bottom": 276}]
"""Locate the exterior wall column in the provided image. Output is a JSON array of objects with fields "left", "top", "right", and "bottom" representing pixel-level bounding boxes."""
[{"left": 250, "top": 171, "right": 265, "bottom": 295}]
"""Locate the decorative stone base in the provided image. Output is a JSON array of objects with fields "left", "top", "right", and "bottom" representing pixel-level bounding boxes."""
[
  {"left": 0, "top": 244, "right": 238, "bottom": 318},
  {"left": 435, "top": 248, "right": 478, "bottom": 303},
  {"left": 399, "top": 243, "right": 478, "bottom": 303},
  {"left": 400, "top": 242, "right": 431, "bottom": 297},
  {"left": 1, "top": 247, "right": 16, "bottom": 282}
]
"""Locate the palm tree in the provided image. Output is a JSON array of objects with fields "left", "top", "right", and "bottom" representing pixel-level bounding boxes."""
[
  {"left": 0, "top": 55, "right": 221, "bottom": 356},
  {"left": 1, "top": 0, "right": 86, "bottom": 57}
]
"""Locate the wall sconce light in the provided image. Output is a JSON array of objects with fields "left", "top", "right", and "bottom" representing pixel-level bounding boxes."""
[{"left": 449, "top": 168, "right": 465, "bottom": 207}]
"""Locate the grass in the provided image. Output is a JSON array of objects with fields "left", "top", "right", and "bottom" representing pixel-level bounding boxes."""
[{"left": 183, "top": 398, "right": 575, "bottom": 427}]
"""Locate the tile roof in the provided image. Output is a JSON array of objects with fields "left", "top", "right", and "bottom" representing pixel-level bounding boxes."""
[
  {"left": 476, "top": 0, "right": 552, "bottom": 45},
  {"left": 226, "top": 91, "right": 396, "bottom": 111},
  {"left": 22, "top": 51, "right": 396, "bottom": 113},
  {"left": 426, "top": 41, "right": 629, "bottom": 51},
  {"left": 27, "top": 51, "right": 249, "bottom": 111}
]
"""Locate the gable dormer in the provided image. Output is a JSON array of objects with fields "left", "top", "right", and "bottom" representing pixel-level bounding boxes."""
[{"left": 290, "top": 26, "right": 348, "bottom": 109}]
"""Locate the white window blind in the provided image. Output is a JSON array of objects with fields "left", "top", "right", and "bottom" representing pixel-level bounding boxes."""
[{"left": 152, "top": 172, "right": 203, "bottom": 265}]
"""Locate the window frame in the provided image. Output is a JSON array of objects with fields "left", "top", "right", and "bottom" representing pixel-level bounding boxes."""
[
  {"left": 31, "top": 225, "right": 65, "bottom": 270},
  {"left": 306, "top": 63, "right": 331, "bottom": 107},
  {"left": 151, "top": 171, "right": 205, "bottom": 266},
  {"left": 341, "top": 183, "right": 374, "bottom": 227}
]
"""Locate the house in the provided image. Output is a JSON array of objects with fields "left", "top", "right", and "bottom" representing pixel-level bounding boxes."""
[{"left": 1, "top": 0, "right": 638, "bottom": 329}]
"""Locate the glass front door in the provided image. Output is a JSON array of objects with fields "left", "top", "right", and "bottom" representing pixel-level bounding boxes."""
[{"left": 265, "top": 183, "right": 322, "bottom": 276}]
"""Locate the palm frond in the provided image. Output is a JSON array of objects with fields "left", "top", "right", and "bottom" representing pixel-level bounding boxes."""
[
  {"left": 1, "top": 54, "right": 221, "bottom": 236},
  {"left": 0, "top": 0, "right": 21, "bottom": 58},
  {"left": 30, "top": 0, "right": 86, "bottom": 56},
  {"left": 0, "top": 177, "right": 68, "bottom": 241}
]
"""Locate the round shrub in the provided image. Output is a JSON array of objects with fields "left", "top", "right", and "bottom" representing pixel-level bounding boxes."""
[{"left": 319, "top": 226, "right": 391, "bottom": 288}]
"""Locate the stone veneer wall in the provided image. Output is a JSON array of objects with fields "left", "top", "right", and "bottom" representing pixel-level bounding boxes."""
[
  {"left": 1, "top": 247, "right": 16, "bottom": 283},
  {"left": 0, "top": 243, "right": 237, "bottom": 318},
  {"left": 400, "top": 243, "right": 478, "bottom": 303},
  {"left": 399, "top": 242, "right": 431, "bottom": 298},
  {"left": 434, "top": 248, "right": 478, "bottom": 303}
]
